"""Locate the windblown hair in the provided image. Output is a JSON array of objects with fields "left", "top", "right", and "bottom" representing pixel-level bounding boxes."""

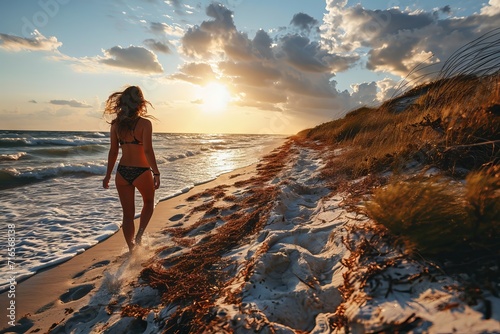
[{"left": 104, "top": 86, "right": 153, "bottom": 137}]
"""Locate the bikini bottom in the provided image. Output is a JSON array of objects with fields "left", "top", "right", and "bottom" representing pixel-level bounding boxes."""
[{"left": 117, "top": 165, "right": 151, "bottom": 185}]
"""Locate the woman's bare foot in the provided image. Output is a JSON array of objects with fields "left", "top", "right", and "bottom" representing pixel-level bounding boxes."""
[{"left": 135, "top": 228, "right": 145, "bottom": 246}]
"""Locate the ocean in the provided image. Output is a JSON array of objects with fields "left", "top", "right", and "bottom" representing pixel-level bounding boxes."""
[{"left": 0, "top": 130, "right": 285, "bottom": 292}]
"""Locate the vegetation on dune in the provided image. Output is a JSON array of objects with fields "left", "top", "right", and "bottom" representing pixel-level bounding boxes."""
[
  {"left": 365, "top": 166, "right": 500, "bottom": 258},
  {"left": 295, "top": 29, "right": 500, "bottom": 261}
]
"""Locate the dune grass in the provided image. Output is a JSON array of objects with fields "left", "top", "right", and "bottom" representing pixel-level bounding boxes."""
[
  {"left": 294, "top": 29, "right": 500, "bottom": 260},
  {"left": 365, "top": 166, "right": 499, "bottom": 258}
]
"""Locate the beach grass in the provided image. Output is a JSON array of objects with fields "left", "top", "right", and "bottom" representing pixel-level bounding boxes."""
[
  {"left": 364, "top": 172, "right": 499, "bottom": 257},
  {"left": 294, "top": 32, "right": 500, "bottom": 267}
]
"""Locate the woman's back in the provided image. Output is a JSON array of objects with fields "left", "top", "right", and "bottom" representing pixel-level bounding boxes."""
[{"left": 114, "top": 118, "right": 151, "bottom": 167}]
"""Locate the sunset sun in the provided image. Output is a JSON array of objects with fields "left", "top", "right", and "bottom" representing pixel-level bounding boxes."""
[{"left": 199, "top": 82, "right": 231, "bottom": 113}]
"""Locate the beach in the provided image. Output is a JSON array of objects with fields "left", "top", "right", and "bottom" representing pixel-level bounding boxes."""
[
  {"left": 0, "top": 131, "right": 285, "bottom": 292},
  {"left": 2, "top": 139, "right": 499, "bottom": 333}
]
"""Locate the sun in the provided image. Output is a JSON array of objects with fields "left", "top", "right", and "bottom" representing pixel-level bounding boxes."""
[{"left": 199, "top": 82, "right": 231, "bottom": 113}]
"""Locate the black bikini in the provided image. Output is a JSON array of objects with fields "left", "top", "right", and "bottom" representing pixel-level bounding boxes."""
[
  {"left": 118, "top": 120, "right": 142, "bottom": 146},
  {"left": 117, "top": 165, "right": 151, "bottom": 184},
  {"left": 117, "top": 119, "right": 151, "bottom": 185}
]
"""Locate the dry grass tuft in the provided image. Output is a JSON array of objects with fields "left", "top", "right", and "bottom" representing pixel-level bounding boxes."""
[
  {"left": 365, "top": 165, "right": 500, "bottom": 259},
  {"left": 365, "top": 175, "right": 469, "bottom": 255}
]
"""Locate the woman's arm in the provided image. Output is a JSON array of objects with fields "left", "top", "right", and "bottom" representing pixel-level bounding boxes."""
[
  {"left": 142, "top": 119, "right": 160, "bottom": 189},
  {"left": 103, "top": 124, "right": 119, "bottom": 189}
]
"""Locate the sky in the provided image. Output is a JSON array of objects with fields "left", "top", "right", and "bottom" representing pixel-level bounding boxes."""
[{"left": 0, "top": 0, "right": 499, "bottom": 134}]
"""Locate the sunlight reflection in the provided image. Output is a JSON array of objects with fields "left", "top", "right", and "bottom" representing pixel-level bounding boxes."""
[{"left": 207, "top": 149, "right": 238, "bottom": 174}]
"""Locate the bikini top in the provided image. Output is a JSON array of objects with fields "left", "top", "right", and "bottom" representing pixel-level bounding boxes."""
[{"left": 118, "top": 119, "right": 142, "bottom": 146}]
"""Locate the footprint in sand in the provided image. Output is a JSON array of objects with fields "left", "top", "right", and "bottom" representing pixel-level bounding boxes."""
[
  {"left": 169, "top": 213, "right": 184, "bottom": 221},
  {"left": 72, "top": 260, "right": 111, "bottom": 279},
  {"left": 50, "top": 305, "right": 101, "bottom": 334},
  {"left": 60, "top": 284, "right": 95, "bottom": 303}
]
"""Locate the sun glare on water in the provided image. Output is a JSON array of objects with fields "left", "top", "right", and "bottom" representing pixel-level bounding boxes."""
[{"left": 199, "top": 82, "right": 231, "bottom": 113}]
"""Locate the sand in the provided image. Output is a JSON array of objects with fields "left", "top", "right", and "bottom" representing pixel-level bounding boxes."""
[
  {"left": 0, "top": 162, "right": 263, "bottom": 333},
  {"left": 1, "top": 140, "right": 499, "bottom": 334}
]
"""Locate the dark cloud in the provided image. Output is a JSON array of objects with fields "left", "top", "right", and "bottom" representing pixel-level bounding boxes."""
[
  {"left": 28, "top": 100, "right": 37, "bottom": 104},
  {"left": 144, "top": 39, "right": 172, "bottom": 54},
  {"left": 290, "top": 13, "right": 318, "bottom": 31},
  {"left": 202, "top": 3, "right": 236, "bottom": 32},
  {"left": 352, "top": 6, "right": 435, "bottom": 39},
  {"left": 281, "top": 35, "right": 328, "bottom": 72},
  {"left": 50, "top": 100, "right": 93, "bottom": 108},
  {"left": 180, "top": 3, "right": 237, "bottom": 58},
  {"left": 100, "top": 45, "right": 163, "bottom": 73},
  {"left": 252, "top": 30, "right": 273, "bottom": 59},
  {"left": 0, "top": 30, "right": 61, "bottom": 52},
  {"left": 441, "top": 5, "right": 451, "bottom": 14}
]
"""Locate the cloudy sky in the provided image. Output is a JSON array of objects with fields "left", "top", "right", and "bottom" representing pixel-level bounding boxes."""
[{"left": 0, "top": 0, "right": 498, "bottom": 134}]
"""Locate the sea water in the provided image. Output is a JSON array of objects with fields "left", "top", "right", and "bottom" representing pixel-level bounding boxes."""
[{"left": 0, "top": 130, "right": 285, "bottom": 291}]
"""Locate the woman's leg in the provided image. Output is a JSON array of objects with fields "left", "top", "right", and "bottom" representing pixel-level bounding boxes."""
[
  {"left": 115, "top": 173, "right": 136, "bottom": 251},
  {"left": 133, "top": 171, "right": 155, "bottom": 244}
]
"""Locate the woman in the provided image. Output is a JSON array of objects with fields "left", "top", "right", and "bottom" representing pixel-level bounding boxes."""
[{"left": 103, "top": 86, "right": 160, "bottom": 252}]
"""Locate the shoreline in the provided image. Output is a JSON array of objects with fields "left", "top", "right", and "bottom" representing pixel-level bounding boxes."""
[{"left": 0, "top": 139, "right": 285, "bottom": 332}]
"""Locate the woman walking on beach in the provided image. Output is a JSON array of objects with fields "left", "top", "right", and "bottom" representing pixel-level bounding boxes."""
[{"left": 103, "top": 86, "right": 160, "bottom": 252}]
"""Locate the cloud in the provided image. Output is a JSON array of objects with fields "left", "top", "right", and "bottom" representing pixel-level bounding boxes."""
[
  {"left": 280, "top": 34, "right": 358, "bottom": 73},
  {"left": 28, "top": 100, "right": 37, "bottom": 104},
  {"left": 180, "top": 3, "right": 239, "bottom": 58},
  {"left": 99, "top": 45, "right": 164, "bottom": 73},
  {"left": 171, "top": 2, "right": 500, "bottom": 123},
  {"left": 49, "top": 45, "right": 164, "bottom": 74},
  {"left": 149, "top": 22, "right": 184, "bottom": 37},
  {"left": 165, "top": 0, "right": 198, "bottom": 15},
  {"left": 171, "top": 4, "right": 375, "bottom": 118},
  {"left": 50, "top": 99, "right": 93, "bottom": 108},
  {"left": 252, "top": 30, "right": 273, "bottom": 59},
  {"left": 0, "top": 30, "right": 61, "bottom": 52},
  {"left": 181, "top": 26, "right": 215, "bottom": 57},
  {"left": 169, "top": 62, "right": 216, "bottom": 84},
  {"left": 290, "top": 13, "right": 318, "bottom": 32},
  {"left": 481, "top": 0, "right": 500, "bottom": 16},
  {"left": 143, "top": 39, "right": 172, "bottom": 54},
  {"left": 321, "top": 1, "right": 500, "bottom": 78},
  {"left": 173, "top": 3, "right": 364, "bottom": 119},
  {"left": 440, "top": 5, "right": 452, "bottom": 14}
]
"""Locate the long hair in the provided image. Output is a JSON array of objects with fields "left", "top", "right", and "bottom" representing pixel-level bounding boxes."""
[{"left": 104, "top": 86, "right": 153, "bottom": 138}]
